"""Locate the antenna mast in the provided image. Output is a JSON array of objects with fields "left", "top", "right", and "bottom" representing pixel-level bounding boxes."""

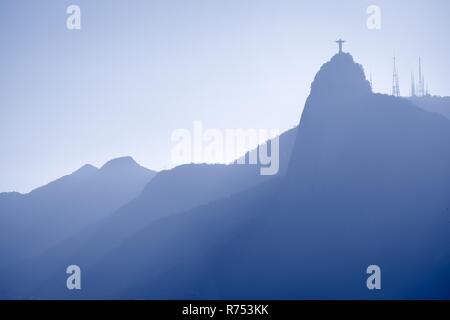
[{"left": 392, "top": 56, "right": 400, "bottom": 97}]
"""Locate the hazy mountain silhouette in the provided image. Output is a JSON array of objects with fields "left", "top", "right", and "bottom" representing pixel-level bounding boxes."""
[
  {"left": 0, "top": 157, "right": 156, "bottom": 266},
  {"left": 0, "top": 128, "right": 297, "bottom": 299},
  {"left": 2, "top": 52, "right": 450, "bottom": 299},
  {"left": 409, "top": 95, "right": 450, "bottom": 120},
  {"left": 50, "top": 52, "right": 450, "bottom": 299}
]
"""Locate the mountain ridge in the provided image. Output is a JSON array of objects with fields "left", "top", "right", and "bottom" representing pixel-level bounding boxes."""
[
  {"left": 2, "top": 52, "right": 450, "bottom": 299},
  {"left": 68, "top": 52, "right": 450, "bottom": 299},
  {"left": 0, "top": 157, "right": 157, "bottom": 267}
]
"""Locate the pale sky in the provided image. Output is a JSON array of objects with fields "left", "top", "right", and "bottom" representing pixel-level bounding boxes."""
[{"left": 1, "top": 0, "right": 450, "bottom": 193}]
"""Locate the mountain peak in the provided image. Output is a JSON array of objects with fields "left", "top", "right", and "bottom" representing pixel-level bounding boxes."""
[
  {"left": 100, "top": 156, "right": 140, "bottom": 171},
  {"left": 73, "top": 164, "right": 98, "bottom": 176},
  {"left": 310, "top": 52, "right": 371, "bottom": 99}
]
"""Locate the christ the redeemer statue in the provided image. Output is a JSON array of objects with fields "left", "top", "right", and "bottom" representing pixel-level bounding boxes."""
[{"left": 336, "top": 39, "right": 346, "bottom": 54}]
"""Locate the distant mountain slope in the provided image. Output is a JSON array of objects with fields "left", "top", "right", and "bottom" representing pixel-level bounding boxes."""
[
  {"left": 0, "top": 126, "right": 297, "bottom": 299},
  {"left": 0, "top": 157, "right": 156, "bottom": 264},
  {"left": 65, "top": 53, "right": 450, "bottom": 299},
  {"left": 409, "top": 95, "right": 450, "bottom": 119}
]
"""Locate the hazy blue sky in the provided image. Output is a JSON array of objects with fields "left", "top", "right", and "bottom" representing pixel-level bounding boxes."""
[{"left": 1, "top": 0, "right": 450, "bottom": 193}]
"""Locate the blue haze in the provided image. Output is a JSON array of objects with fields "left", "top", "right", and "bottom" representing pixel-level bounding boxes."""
[
  {"left": 1, "top": 51, "right": 449, "bottom": 299},
  {"left": 1, "top": 0, "right": 450, "bottom": 192}
]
